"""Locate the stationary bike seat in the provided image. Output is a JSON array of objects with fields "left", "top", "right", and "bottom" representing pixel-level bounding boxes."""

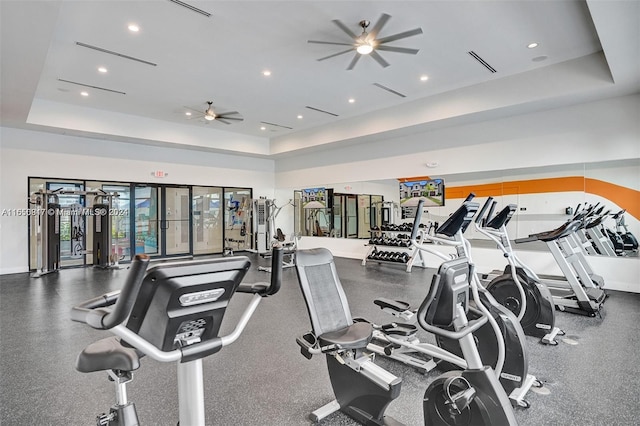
[
  {"left": 76, "top": 336, "right": 140, "bottom": 373},
  {"left": 319, "top": 322, "right": 373, "bottom": 349}
]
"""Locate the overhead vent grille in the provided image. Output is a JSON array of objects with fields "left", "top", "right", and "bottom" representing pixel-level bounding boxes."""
[
  {"left": 467, "top": 51, "right": 496, "bottom": 73},
  {"left": 261, "top": 121, "right": 293, "bottom": 130},
  {"left": 57, "top": 79, "right": 126, "bottom": 95},
  {"left": 305, "top": 106, "right": 339, "bottom": 117},
  {"left": 372, "top": 83, "right": 406, "bottom": 98},
  {"left": 75, "top": 42, "right": 157, "bottom": 67},
  {"left": 168, "top": 0, "right": 212, "bottom": 17}
]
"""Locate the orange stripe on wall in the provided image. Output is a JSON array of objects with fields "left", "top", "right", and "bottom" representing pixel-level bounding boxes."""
[{"left": 446, "top": 176, "right": 639, "bottom": 219}]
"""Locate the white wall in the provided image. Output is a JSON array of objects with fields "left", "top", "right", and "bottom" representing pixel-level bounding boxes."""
[
  {"left": 0, "top": 127, "right": 276, "bottom": 274},
  {"left": 275, "top": 94, "right": 640, "bottom": 181}
]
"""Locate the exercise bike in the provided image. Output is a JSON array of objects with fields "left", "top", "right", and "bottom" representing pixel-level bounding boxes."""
[
  {"left": 294, "top": 246, "right": 517, "bottom": 425},
  {"left": 474, "top": 197, "right": 564, "bottom": 345},
  {"left": 369, "top": 197, "right": 538, "bottom": 408},
  {"left": 71, "top": 248, "right": 283, "bottom": 426}
]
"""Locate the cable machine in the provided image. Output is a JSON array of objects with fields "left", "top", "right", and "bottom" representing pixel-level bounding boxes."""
[{"left": 29, "top": 188, "right": 120, "bottom": 277}]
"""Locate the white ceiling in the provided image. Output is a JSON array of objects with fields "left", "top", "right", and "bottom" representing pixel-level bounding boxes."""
[{"left": 1, "top": 1, "right": 638, "bottom": 158}]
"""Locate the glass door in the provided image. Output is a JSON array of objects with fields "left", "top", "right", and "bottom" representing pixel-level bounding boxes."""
[
  {"left": 357, "top": 195, "right": 370, "bottom": 238},
  {"left": 163, "top": 186, "right": 191, "bottom": 256},
  {"left": 346, "top": 195, "right": 357, "bottom": 238},
  {"left": 47, "top": 182, "right": 85, "bottom": 267},
  {"left": 134, "top": 185, "right": 159, "bottom": 256},
  {"left": 192, "top": 186, "right": 223, "bottom": 255},
  {"left": 100, "top": 184, "right": 131, "bottom": 262},
  {"left": 223, "top": 188, "right": 252, "bottom": 251}
]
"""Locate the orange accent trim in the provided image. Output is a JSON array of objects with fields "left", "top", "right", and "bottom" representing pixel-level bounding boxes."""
[{"left": 446, "top": 176, "right": 639, "bottom": 220}]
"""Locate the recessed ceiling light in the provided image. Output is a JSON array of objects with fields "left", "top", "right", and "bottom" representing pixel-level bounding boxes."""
[
  {"left": 420, "top": 75, "right": 429, "bottom": 81},
  {"left": 348, "top": 98, "right": 355, "bottom": 103},
  {"left": 260, "top": 126, "right": 266, "bottom": 130},
  {"left": 297, "top": 115, "right": 303, "bottom": 119},
  {"left": 98, "top": 66, "right": 108, "bottom": 73},
  {"left": 527, "top": 42, "right": 539, "bottom": 49},
  {"left": 128, "top": 24, "right": 139, "bottom": 32},
  {"left": 185, "top": 112, "right": 192, "bottom": 116},
  {"left": 262, "top": 70, "right": 271, "bottom": 76},
  {"left": 80, "top": 91, "right": 89, "bottom": 97}
]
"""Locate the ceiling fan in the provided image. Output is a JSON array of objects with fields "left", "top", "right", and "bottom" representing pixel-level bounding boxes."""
[
  {"left": 308, "top": 13, "right": 423, "bottom": 70},
  {"left": 185, "top": 101, "right": 243, "bottom": 124}
]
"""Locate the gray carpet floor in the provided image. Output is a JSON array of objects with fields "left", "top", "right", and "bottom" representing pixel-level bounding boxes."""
[{"left": 1, "top": 253, "right": 639, "bottom": 426}]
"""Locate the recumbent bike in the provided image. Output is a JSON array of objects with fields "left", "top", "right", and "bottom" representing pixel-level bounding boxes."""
[{"left": 294, "top": 245, "right": 517, "bottom": 425}]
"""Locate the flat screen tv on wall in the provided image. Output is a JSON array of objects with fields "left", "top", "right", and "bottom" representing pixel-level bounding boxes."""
[{"left": 398, "top": 178, "right": 445, "bottom": 218}]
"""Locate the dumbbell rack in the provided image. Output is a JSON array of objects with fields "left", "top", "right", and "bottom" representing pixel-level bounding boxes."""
[{"left": 362, "top": 225, "right": 427, "bottom": 272}]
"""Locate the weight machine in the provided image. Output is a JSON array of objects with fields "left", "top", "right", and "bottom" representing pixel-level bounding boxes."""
[{"left": 29, "top": 188, "right": 120, "bottom": 277}]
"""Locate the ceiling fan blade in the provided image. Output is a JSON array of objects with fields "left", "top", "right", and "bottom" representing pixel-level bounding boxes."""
[
  {"left": 317, "top": 48, "right": 355, "bottom": 61},
  {"left": 376, "top": 28, "right": 423, "bottom": 44},
  {"left": 332, "top": 19, "right": 358, "bottom": 39},
  {"left": 346, "top": 52, "right": 361, "bottom": 70},
  {"left": 218, "top": 116, "right": 243, "bottom": 121},
  {"left": 370, "top": 50, "right": 390, "bottom": 68},
  {"left": 376, "top": 45, "right": 420, "bottom": 55},
  {"left": 215, "top": 118, "right": 232, "bottom": 124},
  {"left": 369, "top": 13, "right": 391, "bottom": 39},
  {"left": 308, "top": 40, "right": 354, "bottom": 46}
]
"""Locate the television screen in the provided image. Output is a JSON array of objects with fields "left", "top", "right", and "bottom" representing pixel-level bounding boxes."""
[{"left": 399, "top": 178, "right": 445, "bottom": 216}]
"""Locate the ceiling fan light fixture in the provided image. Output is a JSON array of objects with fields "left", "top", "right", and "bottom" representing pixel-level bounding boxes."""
[
  {"left": 204, "top": 114, "right": 215, "bottom": 121},
  {"left": 356, "top": 42, "right": 374, "bottom": 55}
]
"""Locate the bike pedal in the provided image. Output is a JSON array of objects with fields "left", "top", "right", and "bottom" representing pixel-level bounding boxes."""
[{"left": 446, "top": 387, "right": 477, "bottom": 414}]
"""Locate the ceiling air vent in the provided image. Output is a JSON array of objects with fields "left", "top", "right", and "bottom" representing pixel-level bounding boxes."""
[
  {"left": 75, "top": 42, "right": 157, "bottom": 67},
  {"left": 57, "top": 79, "right": 126, "bottom": 95},
  {"left": 305, "top": 106, "right": 339, "bottom": 117},
  {"left": 261, "top": 121, "right": 293, "bottom": 130},
  {"left": 373, "top": 83, "right": 406, "bottom": 98},
  {"left": 467, "top": 51, "right": 497, "bottom": 73},
  {"left": 167, "top": 0, "right": 212, "bottom": 17}
]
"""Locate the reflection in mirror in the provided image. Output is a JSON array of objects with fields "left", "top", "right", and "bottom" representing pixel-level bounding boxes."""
[
  {"left": 293, "top": 188, "right": 385, "bottom": 239},
  {"left": 319, "top": 160, "right": 638, "bottom": 257}
]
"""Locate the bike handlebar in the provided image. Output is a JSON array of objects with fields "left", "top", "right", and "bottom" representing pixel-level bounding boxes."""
[
  {"left": 71, "top": 254, "right": 150, "bottom": 329},
  {"left": 410, "top": 199, "right": 425, "bottom": 241},
  {"left": 475, "top": 197, "right": 494, "bottom": 224}
]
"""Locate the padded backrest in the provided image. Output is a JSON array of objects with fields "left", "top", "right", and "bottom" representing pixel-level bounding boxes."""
[{"left": 294, "top": 248, "right": 352, "bottom": 336}]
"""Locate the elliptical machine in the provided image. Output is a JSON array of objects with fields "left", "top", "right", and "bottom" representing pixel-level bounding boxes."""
[
  {"left": 294, "top": 246, "right": 517, "bottom": 425},
  {"left": 370, "top": 197, "right": 538, "bottom": 408},
  {"left": 71, "top": 249, "right": 283, "bottom": 426},
  {"left": 474, "top": 197, "right": 564, "bottom": 345}
]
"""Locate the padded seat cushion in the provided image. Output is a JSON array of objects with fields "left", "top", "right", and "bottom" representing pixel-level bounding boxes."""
[
  {"left": 318, "top": 321, "right": 373, "bottom": 349},
  {"left": 75, "top": 336, "right": 140, "bottom": 373}
]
